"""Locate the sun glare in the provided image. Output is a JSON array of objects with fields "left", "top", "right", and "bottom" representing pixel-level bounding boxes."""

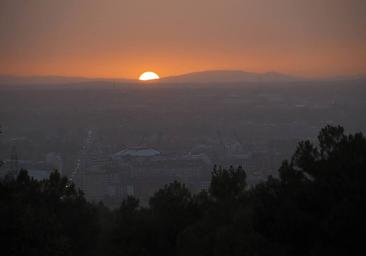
[{"left": 139, "top": 71, "right": 160, "bottom": 81}]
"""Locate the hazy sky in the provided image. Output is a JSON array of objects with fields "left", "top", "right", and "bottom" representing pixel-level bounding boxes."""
[{"left": 1, "top": 0, "right": 365, "bottom": 79}]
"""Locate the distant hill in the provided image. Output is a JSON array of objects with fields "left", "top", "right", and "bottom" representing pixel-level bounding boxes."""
[
  {"left": 159, "top": 70, "right": 298, "bottom": 83},
  {"left": 0, "top": 75, "right": 132, "bottom": 86},
  {"left": 1, "top": 72, "right": 364, "bottom": 87}
]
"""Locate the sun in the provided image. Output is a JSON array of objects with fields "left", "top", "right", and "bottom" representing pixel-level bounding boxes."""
[{"left": 139, "top": 71, "right": 160, "bottom": 81}]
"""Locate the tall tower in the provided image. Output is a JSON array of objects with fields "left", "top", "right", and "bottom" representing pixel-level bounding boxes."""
[
  {"left": 10, "top": 145, "right": 18, "bottom": 173},
  {"left": 0, "top": 125, "right": 3, "bottom": 167}
]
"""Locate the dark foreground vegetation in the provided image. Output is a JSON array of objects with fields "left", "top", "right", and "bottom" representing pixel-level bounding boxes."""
[{"left": 1, "top": 125, "right": 365, "bottom": 256}]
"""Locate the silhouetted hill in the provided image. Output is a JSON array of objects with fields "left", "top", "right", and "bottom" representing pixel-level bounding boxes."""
[
  {"left": 0, "top": 75, "right": 133, "bottom": 86},
  {"left": 1, "top": 72, "right": 364, "bottom": 88},
  {"left": 160, "top": 70, "right": 298, "bottom": 83}
]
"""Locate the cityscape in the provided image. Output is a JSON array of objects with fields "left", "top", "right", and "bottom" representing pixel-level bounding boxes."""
[{"left": 1, "top": 78, "right": 365, "bottom": 207}]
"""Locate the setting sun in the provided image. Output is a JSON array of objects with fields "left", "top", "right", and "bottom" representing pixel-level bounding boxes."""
[{"left": 139, "top": 71, "right": 160, "bottom": 81}]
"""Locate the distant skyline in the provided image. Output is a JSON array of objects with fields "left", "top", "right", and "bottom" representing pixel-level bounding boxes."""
[{"left": 1, "top": 0, "right": 365, "bottom": 79}]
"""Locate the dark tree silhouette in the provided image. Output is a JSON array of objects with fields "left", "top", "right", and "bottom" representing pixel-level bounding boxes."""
[
  {"left": 210, "top": 165, "right": 247, "bottom": 200},
  {"left": 0, "top": 170, "right": 99, "bottom": 256},
  {"left": 1, "top": 125, "right": 365, "bottom": 256}
]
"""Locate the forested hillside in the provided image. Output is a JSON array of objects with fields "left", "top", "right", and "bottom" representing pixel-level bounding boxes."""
[{"left": 1, "top": 125, "right": 365, "bottom": 256}]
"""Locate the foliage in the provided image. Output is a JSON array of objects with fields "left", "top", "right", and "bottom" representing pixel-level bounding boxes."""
[
  {"left": 0, "top": 170, "right": 99, "bottom": 256},
  {"left": 1, "top": 125, "right": 365, "bottom": 256}
]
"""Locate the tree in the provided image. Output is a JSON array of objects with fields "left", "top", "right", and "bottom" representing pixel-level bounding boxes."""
[
  {"left": 2, "top": 125, "right": 365, "bottom": 256},
  {"left": 250, "top": 125, "right": 366, "bottom": 256},
  {"left": 209, "top": 165, "right": 247, "bottom": 200},
  {"left": 148, "top": 181, "right": 198, "bottom": 256},
  {"left": 0, "top": 169, "right": 99, "bottom": 256}
]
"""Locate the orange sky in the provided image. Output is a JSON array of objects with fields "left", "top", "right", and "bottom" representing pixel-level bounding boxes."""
[{"left": 1, "top": 0, "right": 365, "bottom": 79}]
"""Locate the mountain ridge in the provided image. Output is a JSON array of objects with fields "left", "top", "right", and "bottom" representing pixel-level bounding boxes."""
[
  {"left": 1, "top": 70, "right": 365, "bottom": 86},
  {"left": 159, "top": 70, "right": 298, "bottom": 83}
]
